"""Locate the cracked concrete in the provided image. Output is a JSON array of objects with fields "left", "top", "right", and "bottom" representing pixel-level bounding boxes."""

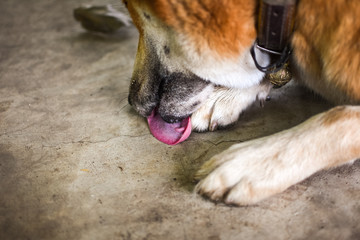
[{"left": 0, "top": 0, "right": 359, "bottom": 239}]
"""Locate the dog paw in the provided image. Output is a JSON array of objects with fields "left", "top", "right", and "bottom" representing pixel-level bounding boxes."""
[
  {"left": 195, "top": 105, "right": 360, "bottom": 205},
  {"left": 194, "top": 137, "right": 300, "bottom": 205},
  {"left": 191, "top": 83, "right": 271, "bottom": 132}
]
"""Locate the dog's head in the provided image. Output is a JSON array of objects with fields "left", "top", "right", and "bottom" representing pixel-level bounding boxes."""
[{"left": 125, "top": 0, "right": 265, "bottom": 126}]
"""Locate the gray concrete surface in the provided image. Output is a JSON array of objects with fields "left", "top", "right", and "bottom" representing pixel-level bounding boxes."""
[{"left": 0, "top": 0, "right": 359, "bottom": 239}]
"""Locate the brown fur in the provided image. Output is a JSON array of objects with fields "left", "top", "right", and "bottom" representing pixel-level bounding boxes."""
[
  {"left": 292, "top": 0, "right": 360, "bottom": 103},
  {"left": 153, "top": 0, "right": 257, "bottom": 57},
  {"left": 127, "top": 0, "right": 257, "bottom": 58}
]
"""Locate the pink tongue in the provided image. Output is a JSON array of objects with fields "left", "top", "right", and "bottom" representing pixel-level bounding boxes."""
[{"left": 147, "top": 109, "right": 192, "bottom": 145}]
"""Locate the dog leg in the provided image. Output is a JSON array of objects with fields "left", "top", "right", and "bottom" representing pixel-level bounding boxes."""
[
  {"left": 195, "top": 106, "right": 360, "bottom": 205},
  {"left": 191, "top": 82, "right": 271, "bottom": 132}
]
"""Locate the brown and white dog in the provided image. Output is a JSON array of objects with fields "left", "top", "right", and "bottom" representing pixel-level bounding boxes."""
[{"left": 124, "top": 0, "right": 360, "bottom": 205}]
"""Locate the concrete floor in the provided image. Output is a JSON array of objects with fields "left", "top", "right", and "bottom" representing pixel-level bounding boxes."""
[{"left": 1, "top": 0, "right": 359, "bottom": 239}]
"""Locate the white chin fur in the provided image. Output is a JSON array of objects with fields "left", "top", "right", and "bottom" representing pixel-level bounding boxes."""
[{"left": 184, "top": 46, "right": 269, "bottom": 89}]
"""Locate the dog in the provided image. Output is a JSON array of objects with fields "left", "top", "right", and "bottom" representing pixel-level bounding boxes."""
[{"left": 124, "top": 0, "right": 360, "bottom": 205}]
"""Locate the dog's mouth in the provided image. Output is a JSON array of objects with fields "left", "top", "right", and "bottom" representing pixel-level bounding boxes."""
[
  {"left": 147, "top": 108, "right": 192, "bottom": 145},
  {"left": 129, "top": 71, "right": 213, "bottom": 145}
]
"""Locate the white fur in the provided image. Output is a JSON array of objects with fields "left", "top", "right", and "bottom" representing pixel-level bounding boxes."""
[
  {"left": 179, "top": 35, "right": 269, "bottom": 89},
  {"left": 191, "top": 83, "right": 271, "bottom": 131}
]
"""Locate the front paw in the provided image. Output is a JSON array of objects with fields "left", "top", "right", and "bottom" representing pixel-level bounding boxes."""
[
  {"left": 194, "top": 139, "right": 294, "bottom": 205},
  {"left": 191, "top": 83, "right": 271, "bottom": 132}
]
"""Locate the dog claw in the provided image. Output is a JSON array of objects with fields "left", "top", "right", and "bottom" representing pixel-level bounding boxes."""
[{"left": 210, "top": 122, "right": 218, "bottom": 131}]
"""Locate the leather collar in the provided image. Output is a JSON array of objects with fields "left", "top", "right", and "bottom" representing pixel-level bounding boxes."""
[{"left": 251, "top": 0, "right": 297, "bottom": 86}]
